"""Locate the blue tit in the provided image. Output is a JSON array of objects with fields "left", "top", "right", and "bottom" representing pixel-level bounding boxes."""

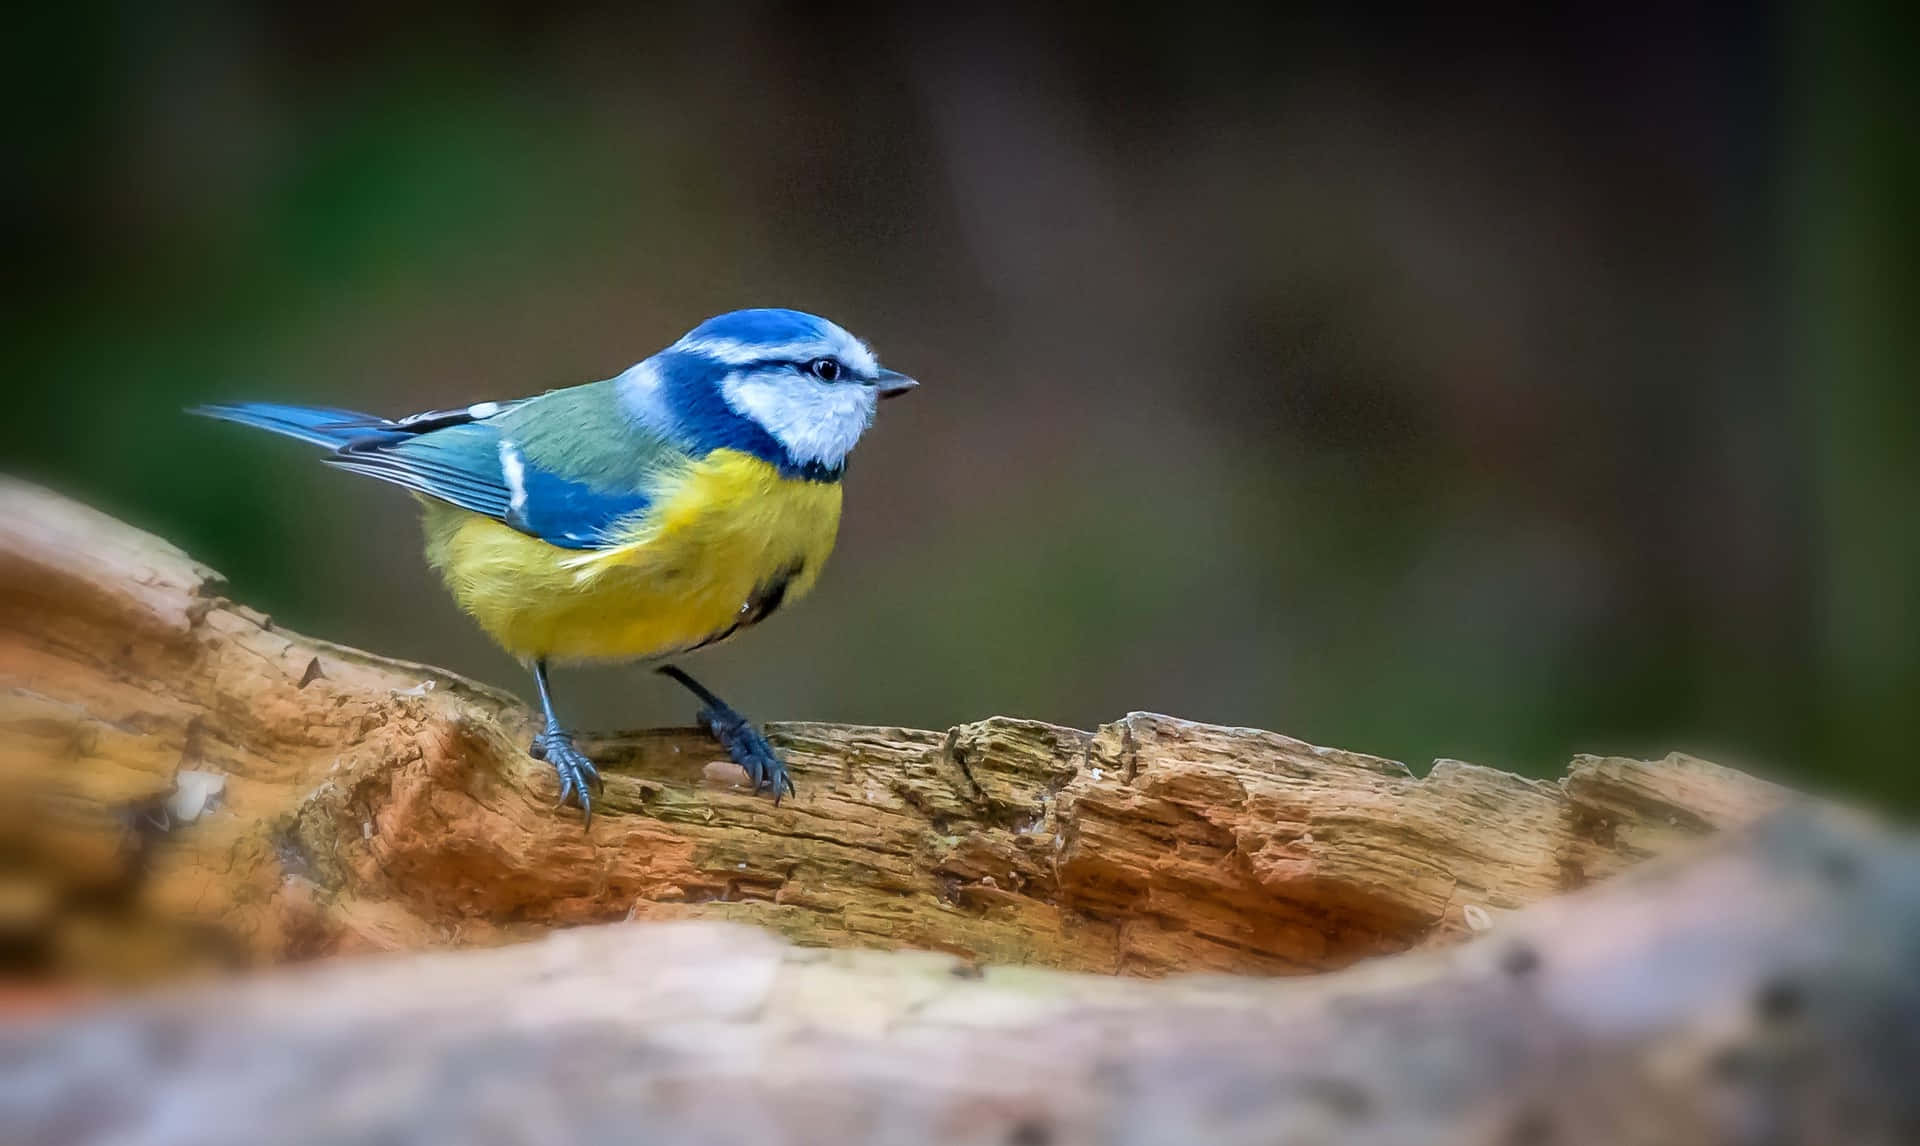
[{"left": 195, "top": 308, "right": 918, "bottom": 825}]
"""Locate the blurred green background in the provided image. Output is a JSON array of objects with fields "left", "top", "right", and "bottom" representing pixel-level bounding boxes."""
[{"left": 4, "top": 4, "right": 1914, "bottom": 805}]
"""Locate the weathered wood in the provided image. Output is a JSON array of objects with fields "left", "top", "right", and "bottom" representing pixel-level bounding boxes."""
[
  {"left": 1, "top": 479, "right": 1787, "bottom": 984},
  {"left": 9, "top": 805, "right": 1916, "bottom": 1146}
]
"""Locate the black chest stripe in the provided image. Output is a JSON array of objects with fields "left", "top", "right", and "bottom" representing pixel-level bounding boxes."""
[{"left": 681, "top": 559, "right": 804, "bottom": 654}]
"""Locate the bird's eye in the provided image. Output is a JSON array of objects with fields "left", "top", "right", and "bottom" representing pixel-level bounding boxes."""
[{"left": 807, "top": 358, "right": 843, "bottom": 382}]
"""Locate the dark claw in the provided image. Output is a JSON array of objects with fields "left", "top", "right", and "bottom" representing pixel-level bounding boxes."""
[
  {"left": 530, "top": 727, "right": 600, "bottom": 828},
  {"left": 656, "top": 666, "right": 794, "bottom": 803},
  {"left": 700, "top": 706, "right": 795, "bottom": 803}
]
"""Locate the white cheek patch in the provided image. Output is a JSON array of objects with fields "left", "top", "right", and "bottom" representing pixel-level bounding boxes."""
[{"left": 721, "top": 372, "right": 878, "bottom": 470}]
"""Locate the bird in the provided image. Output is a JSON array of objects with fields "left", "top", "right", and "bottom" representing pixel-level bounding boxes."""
[{"left": 194, "top": 308, "right": 917, "bottom": 826}]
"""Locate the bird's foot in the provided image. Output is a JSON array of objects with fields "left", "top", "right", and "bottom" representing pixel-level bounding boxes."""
[
  {"left": 702, "top": 706, "right": 794, "bottom": 802},
  {"left": 529, "top": 726, "right": 602, "bottom": 827},
  {"left": 656, "top": 667, "right": 793, "bottom": 802}
]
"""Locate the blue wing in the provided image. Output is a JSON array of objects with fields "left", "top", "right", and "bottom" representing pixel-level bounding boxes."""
[
  {"left": 194, "top": 398, "right": 659, "bottom": 550},
  {"left": 328, "top": 422, "right": 517, "bottom": 520}
]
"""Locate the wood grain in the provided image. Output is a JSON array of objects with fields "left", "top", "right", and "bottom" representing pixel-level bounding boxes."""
[
  {"left": 0, "top": 478, "right": 1786, "bottom": 984},
  {"left": 9, "top": 805, "right": 1915, "bottom": 1145}
]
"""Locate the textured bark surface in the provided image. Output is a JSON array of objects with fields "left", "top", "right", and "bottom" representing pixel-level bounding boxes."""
[
  {"left": 2, "top": 478, "right": 1787, "bottom": 986},
  {"left": 10, "top": 806, "right": 1918, "bottom": 1146}
]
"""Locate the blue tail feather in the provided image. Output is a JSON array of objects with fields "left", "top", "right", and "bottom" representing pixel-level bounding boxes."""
[
  {"left": 189, "top": 402, "right": 399, "bottom": 449},
  {"left": 192, "top": 396, "right": 648, "bottom": 548}
]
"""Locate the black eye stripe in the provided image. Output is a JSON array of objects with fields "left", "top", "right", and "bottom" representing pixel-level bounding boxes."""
[{"left": 718, "top": 356, "right": 858, "bottom": 381}]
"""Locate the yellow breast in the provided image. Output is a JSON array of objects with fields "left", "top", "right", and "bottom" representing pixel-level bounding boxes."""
[{"left": 420, "top": 449, "right": 842, "bottom": 663}]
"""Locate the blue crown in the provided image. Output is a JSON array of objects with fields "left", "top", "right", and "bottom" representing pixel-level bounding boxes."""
[{"left": 681, "top": 308, "right": 833, "bottom": 346}]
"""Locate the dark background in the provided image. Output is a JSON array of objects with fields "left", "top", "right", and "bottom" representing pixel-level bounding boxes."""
[{"left": 5, "top": 3, "right": 1914, "bottom": 805}]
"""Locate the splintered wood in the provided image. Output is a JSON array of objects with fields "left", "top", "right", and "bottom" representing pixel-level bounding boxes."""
[
  {"left": 1, "top": 479, "right": 1786, "bottom": 984},
  {"left": 10, "top": 808, "right": 1918, "bottom": 1145}
]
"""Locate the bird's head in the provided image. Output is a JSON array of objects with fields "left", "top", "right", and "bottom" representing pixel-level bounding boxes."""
[{"left": 618, "top": 309, "right": 917, "bottom": 479}]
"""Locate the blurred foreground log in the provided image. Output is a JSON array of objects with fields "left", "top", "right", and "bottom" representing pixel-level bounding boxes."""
[
  {"left": 2, "top": 479, "right": 1787, "bottom": 985},
  {"left": 9, "top": 807, "right": 1918, "bottom": 1146}
]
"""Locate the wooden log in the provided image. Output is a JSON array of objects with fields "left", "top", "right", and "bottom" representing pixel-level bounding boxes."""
[
  {"left": 8, "top": 805, "right": 1916, "bottom": 1146},
  {"left": 0, "top": 478, "right": 1787, "bottom": 984}
]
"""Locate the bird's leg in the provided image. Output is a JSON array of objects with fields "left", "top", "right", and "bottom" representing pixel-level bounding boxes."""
[
  {"left": 656, "top": 665, "right": 794, "bottom": 802},
  {"left": 526, "top": 658, "right": 601, "bottom": 827}
]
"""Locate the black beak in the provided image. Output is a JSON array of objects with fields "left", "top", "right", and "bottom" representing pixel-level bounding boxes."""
[{"left": 872, "top": 368, "right": 919, "bottom": 399}]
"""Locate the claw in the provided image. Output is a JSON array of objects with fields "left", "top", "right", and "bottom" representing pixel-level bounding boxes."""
[
  {"left": 532, "top": 727, "right": 598, "bottom": 829},
  {"left": 657, "top": 666, "right": 795, "bottom": 804},
  {"left": 702, "top": 707, "right": 792, "bottom": 801}
]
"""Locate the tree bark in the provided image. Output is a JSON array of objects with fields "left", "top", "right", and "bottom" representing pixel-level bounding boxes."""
[
  {"left": 9, "top": 805, "right": 1917, "bottom": 1146},
  {"left": 2, "top": 478, "right": 1786, "bottom": 985},
  {"left": 7, "top": 480, "right": 1916, "bottom": 1145}
]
